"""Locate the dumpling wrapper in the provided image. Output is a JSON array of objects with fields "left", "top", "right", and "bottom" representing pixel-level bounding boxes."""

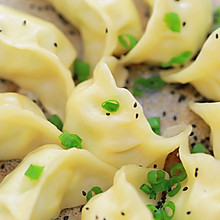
[
  {"left": 167, "top": 142, "right": 220, "bottom": 220},
  {"left": 0, "top": 4, "right": 76, "bottom": 119},
  {"left": 0, "top": 144, "right": 116, "bottom": 220},
  {"left": 189, "top": 102, "right": 220, "bottom": 159},
  {"left": 47, "top": 0, "right": 142, "bottom": 70},
  {"left": 160, "top": 28, "right": 220, "bottom": 101},
  {"left": 121, "top": 0, "right": 212, "bottom": 66},
  {"left": 0, "top": 93, "right": 62, "bottom": 160},
  {"left": 81, "top": 165, "right": 166, "bottom": 220},
  {"left": 63, "top": 59, "right": 192, "bottom": 168}
]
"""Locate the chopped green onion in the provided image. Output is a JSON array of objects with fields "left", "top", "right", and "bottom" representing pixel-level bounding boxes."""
[
  {"left": 24, "top": 164, "right": 44, "bottom": 180},
  {"left": 191, "top": 143, "right": 207, "bottom": 154},
  {"left": 147, "top": 170, "right": 165, "bottom": 185},
  {"left": 214, "top": 7, "right": 220, "bottom": 23},
  {"left": 59, "top": 131, "right": 82, "bottom": 149},
  {"left": 48, "top": 114, "right": 63, "bottom": 131},
  {"left": 101, "top": 100, "right": 120, "bottom": 112},
  {"left": 140, "top": 184, "right": 156, "bottom": 199},
  {"left": 170, "top": 163, "right": 187, "bottom": 182},
  {"left": 164, "top": 13, "right": 181, "bottom": 32},
  {"left": 147, "top": 205, "right": 163, "bottom": 220},
  {"left": 132, "top": 77, "right": 165, "bottom": 96},
  {"left": 147, "top": 117, "right": 160, "bottom": 135},
  {"left": 167, "top": 177, "right": 181, "bottom": 197},
  {"left": 152, "top": 179, "right": 169, "bottom": 193},
  {"left": 118, "top": 34, "right": 137, "bottom": 50},
  {"left": 161, "top": 201, "right": 175, "bottom": 220},
  {"left": 74, "top": 59, "right": 90, "bottom": 83},
  {"left": 159, "top": 51, "right": 192, "bottom": 68},
  {"left": 86, "top": 186, "right": 103, "bottom": 202}
]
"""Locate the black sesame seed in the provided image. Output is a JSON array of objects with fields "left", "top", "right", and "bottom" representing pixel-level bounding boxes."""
[
  {"left": 182, "top": 21, "right": 186, "bottom": 27},
  {"left": 85, "top": 207, "right": 89, "bottom": 210},
  {"left": 187, "top": 211, "right": 191, "bottom": 215},
  {"left": 162, "top": 111, "right": 166, "bottom": 117},
  {"left": 190, "top": 131, "right": 194, "bottom": 136},
  {"left": 183, "top": 186, "right": 188, "bottom": 191},
  {"left": 178, "top": 94, "right": 186, "bottom": 102},
  {"left": 170, "top": 90, "right": 175, "bottom": 95},
  {"left": 105, "top": 28, "right": 108, "bottom": 33},
  {"left": 216, "top": 33, "right": 219, "bottom": 39},
  {"left": 1, "top": 164, "right": 5, "bottom": 169},
  {"left": 205, "top": 137, "right": 210, "bottom": 141},
  {"left": 0, "top": 30, "right": 2, "bottom": 32},
  {"left": 173, "top": 116, "right": 177, "bottom": 121},
  {"left": 82, "top": 191, "right": 86, "bottom": 196},
  {"left": 135, "top": 113, "right": 139, "bottom": 119},
  {"left": 195, "top": 168, "right": 199, "bottom": 177},
  {"left": 133, "top": 102, "right": 137, "bottom": 108},
  {"left": 121, "top": 212, "right": 125, "bottom": 216},
  {"left": 201, "top": 139, "right": 206, "bottom": 144},
  {"left": 54, "top": 42, "right": 58, "bottom": 47},
  {"left": 96, "top": 215, "right": 99, "bottom": 219},
  {"left": 193, "top": 136, "right": 198, "bottom": 141},
  {"left": 23, "top": 20, "right": 27, "bottom": 25},
  {"left": 192, "top": 124, "right": 197, "bottom": 128},
  {"left": 106, "top": 113, "right": 110, "bottom": 116},
  {"left": 103, "top": 218, "right": 106, "bottom": 220},
  {"left": 153, "top": 164, "right": 157, "bottom": 168},
  {"left": 191, "top": 142, "right": 196, "bottom": 147},
  {"left": 63, "top": 216, "right": 69, "bottom": 220}
]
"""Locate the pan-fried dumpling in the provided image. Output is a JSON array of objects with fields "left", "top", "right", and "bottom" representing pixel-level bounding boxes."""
[
  {"left": 161, "top": 28, "right": 220, "bottom": 101},
  {"left": 0, "top": 93, "right": 62, "bottom": 160},
  {"left": 47, "top": 0, "right": 142, "bottom": 70},
  {"left": 189, "top": 102, "right": 220, "bottom": 159},
  {"left": 63, "top": 59, "right": 192, "bottom": 168},
  {"left": 82, "top": 165, "right": 164, "bottom": 220},
  {"left": 122, "top": 0, "right": 212, "bottom": 66},
  {"left": 0, "top": 4, "right": 76, "bottom": 119},
  {"left": 167, "top": 143, "right": 220, "bottom": 219},
  {"left": 0, "top": 145, "right": 116, "bottom": 220}
]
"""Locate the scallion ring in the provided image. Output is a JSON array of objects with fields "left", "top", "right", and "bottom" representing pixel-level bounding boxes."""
[
  {"left": 24, "top": 164, "right": 44, "bottom": 180},
  {"left": 101, "top": 100, "right": 120, "bottom": 112},
  {"left": 147, "top": 170, "right": 166, "bottom": 185},
  {"left": 86, "top": 186, "right": 103, "bottom": 202},
  {"left": 59, "top": 131, "right": 82, "bottom": 149},
  {"left": 118, "top": 34, "right": 137, "bottom": 50},
  {"left": 147, "top": 205, "right": 163, "bottom": 220},
  {"left": 170, "top": 163, "right": 187, "bottom": 182},
  {"left": 152, "top": 179, "right": 169, "bottom": 193},
  {"left": 161, "top": 201, "right": 175, "bottom": 220},
  {"left": 48, "top": 114, "right": 63, "bottom": 131},
  {"left": 147, "top": 117, "right": 160, "bottom": 135},
  {"left": 167, "top": 177, "right": 181, "bottom": 197}
]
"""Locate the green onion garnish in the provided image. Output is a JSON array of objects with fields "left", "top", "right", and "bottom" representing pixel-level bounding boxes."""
[
  {"left": 118, "top": 34, "right": 137, "bottom": 50},
  {"left": 59, "top": 131, "right": 82, "bottom": 149},
  {"left": 167, "top": 177, "right": 181, "bottom": 197},
  {"left": 152, "top": 179, "right": 169, "bottom": 193},
  {"left": 147, "top": 117, "right": 160, "bottom": 135},
  {"left": 24, "top": 164, "right": 44, "bottom": 180},
  {"left": 48, "top": 114, "right": 63, "bottom": 131},
  {"left": 159, "top": 51, "right": 192, "bottom": 68},
  {"left": 214, "top": 7, "right": 220, "bottom": 23},
  {"left": 161, "top": 201, "right": 175, "bottom": 220},
  {"left": 86, "top": 186, "right": 103, "bottom": 202},
  {"left": 140, "top": 184, "right": 156, "bottom": 199},
  {"left": 147, "top": 205, "right": 163, "bottom": 220},
  {"left": 74, "top": 59, "right": 90, "bottom": 83},
  {"left": 170, "top": 163, "right": 187, "bottom": 182},
  {"left": 164, "top": 13, "right": 181, "bottom": 33},
  {"left": 132, "top": 77, "right": 165, "bottom": 96},
  {"left": 191, "top": 143, "right": 207, "bottom": 154},
  {"left": 147, "top": 170, "right": 165, "bottom": 185},
  {"left": 101, "top": 100, "right": 120, "bottom": 112}
]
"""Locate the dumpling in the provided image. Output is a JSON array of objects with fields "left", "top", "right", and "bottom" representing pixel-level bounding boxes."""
[
  {"left": 0, "top": 144, "right": 116, "bottom": 220},
  {"left": 122, "top": 0, "right": 212, "bottom": 66},
  {"left": 167, "top": 142, "right": 220, "bottom": 219},
  {"left": 160, "top": 28, "right": 220, "bottom": 101},
  {"left": 189, "top": 102, "right": 220, "bottom": 159},
  {"left": 0, "top": 4, "right": 76, "bottom": 119},
  {"left": 47, "top": 0, "right": 142, "bottom": 70},
  {"left": 0, "top": 93, "right": 62, "bottom": 160},
  {"left": 63, "top": 59, "right": 192, "bottom": 168},
  {"left": 82, "top": 165, "right": 161, "bottom": 220}
]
